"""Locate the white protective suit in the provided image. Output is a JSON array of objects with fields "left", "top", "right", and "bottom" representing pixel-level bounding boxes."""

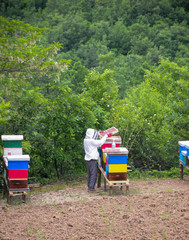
[{"left": 84, "top": 128, "right": 108, "bottom": 161}]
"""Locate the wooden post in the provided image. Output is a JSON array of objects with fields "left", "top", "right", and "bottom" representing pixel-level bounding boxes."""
[{"left": 180, "top": 162, "right": 183, "bottom": 180}]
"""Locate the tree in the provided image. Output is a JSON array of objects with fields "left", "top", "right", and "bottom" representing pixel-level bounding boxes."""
[
  {"left": 0, "top": 17, "right": 70, "bottom": 127},
  {"left": 110, "top": 59, "right": 188, "bottom": 170},
  {"left": 30, "top": 83, "right": 98, "bottom": 179},
  {"left": 84, "top": 69, "right": 119, "bottom": 112},
  {"left": 0, "top": 17, "right": 69, "bottom": 81}
]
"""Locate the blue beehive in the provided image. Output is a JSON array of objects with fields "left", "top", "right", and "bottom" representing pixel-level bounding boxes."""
[{"left": 178, "top": 141, "right": 189, "bottom": 162}]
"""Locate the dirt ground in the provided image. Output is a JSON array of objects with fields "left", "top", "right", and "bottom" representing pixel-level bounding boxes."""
[{"left": 0, "top": 177, "right": 189, "bottom": 240}]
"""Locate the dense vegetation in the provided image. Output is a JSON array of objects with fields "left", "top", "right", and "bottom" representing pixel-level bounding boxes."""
[{"left": 0, "top": 0, "right": 189, "bottom": 183}]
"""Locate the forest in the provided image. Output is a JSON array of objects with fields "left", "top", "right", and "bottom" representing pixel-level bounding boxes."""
[{"left": 0, "top": 0, "right": 188, "bottom": 184}]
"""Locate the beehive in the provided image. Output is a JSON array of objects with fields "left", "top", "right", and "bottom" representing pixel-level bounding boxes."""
[
  {"left": 1, "top": 135, "right": 23, "bottom": 156},
  {"left": 178, "top": 141, "right": 189, "bottom": 166},
  {"left": 4, "top": 155, "right": 30, "bottom": 189},
  {"left": 103, "top": 147, "right": 128, "bottom": 181}
]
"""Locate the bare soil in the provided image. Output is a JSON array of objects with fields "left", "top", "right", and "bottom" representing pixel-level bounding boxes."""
[{"left": 0, "top": 177, "right": 189, "bottom": 240}]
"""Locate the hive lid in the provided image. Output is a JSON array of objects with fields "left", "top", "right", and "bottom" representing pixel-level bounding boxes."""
[
  {"left": 103, "top": 147, "right": 128, "bottom": 155},
  {"left": 99, "top": 127, "right": 119, "bottom": 138},
  {"left": 5, "top": 155, "right": 30, "bottom": 161},
  {"left": 185, "top": 143, "right": 189, "bottom": 149},
  {"left": 1, "top": 135, "right": 23, "bottom": 141},
  {"left": 178, "top": 141, "right": 189, "bottom": 147}
]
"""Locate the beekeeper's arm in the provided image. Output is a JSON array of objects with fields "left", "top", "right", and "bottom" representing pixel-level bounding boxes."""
[{"left": 92, "top": 132, "right": 112, "bottom": 147}]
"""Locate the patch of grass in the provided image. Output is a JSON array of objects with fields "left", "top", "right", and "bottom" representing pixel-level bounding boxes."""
[
  {"left": 161, "top": 231, "right": 168, "bottom": 240},
  {"left": 166, "top": 188, "right": 173, "bottom": 193},
  {"left": 26, "top": 225, "right": 46, "bottom": 238},
  {"left": 108, "top": 225, "right": 114, "bottom": 230},
  {"left": 129, "top": 167, "right": 189, "bottom": 181},
  {"left": 26, "top": 225, "right": 37, "bottom": 236}
]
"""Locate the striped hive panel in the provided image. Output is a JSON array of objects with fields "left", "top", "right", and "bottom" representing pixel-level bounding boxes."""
[
  {"left": 108, "top": 164, "right": 127, "bottom": 173},
  {"left": 107, "top": 155, "right": 127, "bottom": 165},
  {"left": 8, "top": 170, "right": 28, "bottom": 179}
]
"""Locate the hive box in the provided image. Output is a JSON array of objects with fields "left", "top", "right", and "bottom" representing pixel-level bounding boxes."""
[
  {"left": 178, "top": 141, "right": 189, "bottom": 163},
  {"left": 101, "top": 136, "right": 122, "bottom": 150},
  {"left": 1, "top": 135, "right": 23, "bottom": 155},
  {"left": 103, "top": 147, "right": 128, "bottom": 181},
  {"left": 8, "top": 179, "right": 28, "bottom": 189},
  {"left": 4, "top": 155, "right": 30, "bottom": 179}
]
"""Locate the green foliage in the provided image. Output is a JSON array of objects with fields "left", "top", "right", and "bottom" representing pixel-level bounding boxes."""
[
  {"left": 0, "top": 1, "right": 189, "bottom": 183},
  {"left": 0, "top": 17, "right": 70, "bottom": 81},
  {"left": 84, "top": 69, "right": 119, "bottom": 112},
  {"left": 129, "top": 167, "right": 189, "bottom": 180},
  {"left": 111, "top": 59, "right": 188, "bottom": 170}
]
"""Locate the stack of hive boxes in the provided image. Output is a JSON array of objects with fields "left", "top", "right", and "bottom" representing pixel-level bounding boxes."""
[
  {"left": 99, "top": 136, "right": 129, "bottom": 181},
  {"left": 178, "top": 141, "right": 189, "bottom": 166},
  {"left": 100, "top": 136, "right": 121, "bottom": 171},
  {"left": 103, "top": 147, "right": 128, "bottom": 181},
  {"left": 2, "top": 135, "right": 30, "bottom": 190}
]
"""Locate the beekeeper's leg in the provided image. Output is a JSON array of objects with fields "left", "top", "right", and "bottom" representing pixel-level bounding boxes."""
[
  {"left": 86, "top": 160, "right": 91, "bottom": 189},
  {"left": 90, "top": 160, "right": 97, "bottom": 189}
]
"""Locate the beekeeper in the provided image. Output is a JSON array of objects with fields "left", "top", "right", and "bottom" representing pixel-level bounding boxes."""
[{"left": 84, "top": 128, "right": 112, "bottom": 192}]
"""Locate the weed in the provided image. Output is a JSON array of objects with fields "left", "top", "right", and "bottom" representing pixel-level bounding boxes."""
[
  {"left": 166, "top": 188, "right": 173, "bottom": 193},
  {"left": 161, "top": 231, "right": 168, "bottom": 240},
  {"left": 108, "top": 225, "right": 114, "bottom": 230},
  {"left": 26, "top": 225, "right": 43, "bottom": 237},
  {"left": 162, "top": 212, "right": 167, "bottom": 218}
]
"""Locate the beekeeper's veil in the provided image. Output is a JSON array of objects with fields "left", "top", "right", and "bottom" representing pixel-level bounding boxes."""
[{"left": 85, "top": 128, "right": 98, "bottom": 139}]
